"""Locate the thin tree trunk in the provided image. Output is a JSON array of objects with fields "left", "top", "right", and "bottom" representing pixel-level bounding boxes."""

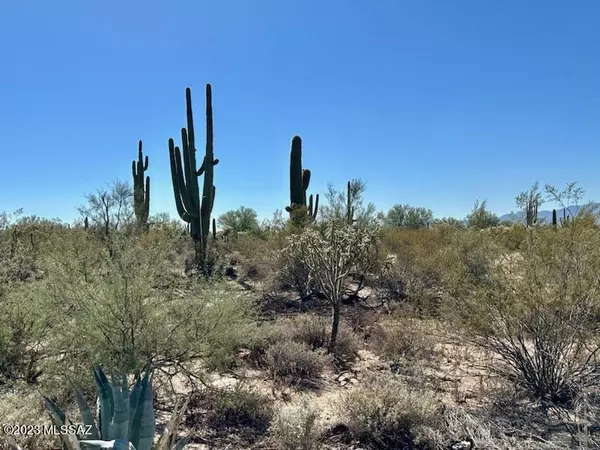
[{"left": 328, "top": 300, "right": 341, "bottom": 352}]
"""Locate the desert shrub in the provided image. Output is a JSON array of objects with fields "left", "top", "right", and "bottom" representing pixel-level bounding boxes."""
[
  {"left": 447, "top": 229, "right": 500, "bottom": 290},
  {"left": 242, "top": 322, "right": 284, "bottom": 368},
  {"left": 335, "top": 373, "right": 440, "bottom": 449},
  {"left": 283, "top": 315, "right": 360, "bottom": 368},
  {"left": 487, "top": 224, "right": 527, "bottom": 251},
  {"left": 227, "top": 232, "right": 281, "bottom": 281},
  {"left": 186, "top": 384, "right": 273, "bottom": 441},
  {"left": 276, "top": 254, "right": 313, "bottom": 299},
  {"left": 0, "top": 283, "right": 58, "bottom": 384},
  {"left": 270, "top": 398, "right": 322, "bottom": 450},
  {"left": 377, "top": 315, "right": 437, "bottom": 362},
  {"left": 462, "top": 224, "right": 600, "bottom": 406},
  {"left": 264, "top": 341, "right": 328, "bottom": 387},
  {"left": 377, "top": 228, "right": 455, "bottom": 314},
  {"left": 211, "top": 385, "right": 273, "bottom": 435},
  {"left": 0, "top": 221, "right": 58, "bottom": 283},
  {"left": 0, "top": 385, "right": 57, "bottom": 449},
  {"left": 39, "top": 229, "right": 258, "bottom": 385}
]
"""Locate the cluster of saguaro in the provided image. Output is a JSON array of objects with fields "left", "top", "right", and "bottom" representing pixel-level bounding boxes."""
[
  {"left": 169, "top": 85, "right": 218, "bottom": 269},
  {"left": 132, "top": 140, "right": 150, "bottom": 231},
  {"left": 285, "top": 135, "right": 319, "bottom": 222}
]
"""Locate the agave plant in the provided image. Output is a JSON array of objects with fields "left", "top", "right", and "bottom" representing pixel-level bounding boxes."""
[{"left": 42, "top": 366, "right": 189, "bottom": 450}]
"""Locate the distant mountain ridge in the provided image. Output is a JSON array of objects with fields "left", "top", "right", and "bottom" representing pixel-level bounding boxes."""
[{"left": 498, "top": 204, "right": 600, "bottom": 224}]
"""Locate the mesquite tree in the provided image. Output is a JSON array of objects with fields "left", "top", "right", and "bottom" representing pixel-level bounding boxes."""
[{"left": 283, "top": 222, "right": 379, "bottom": 351}]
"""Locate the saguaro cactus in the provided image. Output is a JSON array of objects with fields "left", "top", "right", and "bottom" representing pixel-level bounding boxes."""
[
  {"left": 552, "top": 209, "right": 557, "bottom": 227},
  {"left": 346, "top": 181, "right": 356, "bottom": 225},
  {"left": 285, "top": 136, "right": 318, "bottom": 223},
  {"left": 169, "top": 85, "right": 219, "bottom": 271},
  {"left": 132, "top": 140, "right": 150, "bottom": 231}
]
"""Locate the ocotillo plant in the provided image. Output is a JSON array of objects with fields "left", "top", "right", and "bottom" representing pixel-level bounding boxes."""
[
  {"left": 285, "top": 135, "right": 319, "bottom": 223},
  {"left": 132, "top": 140, "right": 150, "bottom": 231},
  {"left": 169, "top": 85, "right": 218, "bottom": 271}
]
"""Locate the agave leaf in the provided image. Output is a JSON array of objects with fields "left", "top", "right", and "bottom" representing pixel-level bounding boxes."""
[
  {"left": 43, "top": 396, "right": 74, "bottom": 450},
  {"left": 120, "top": 374, "right": 130, "bottom": 437},
  {"left": 42, "top": 398, "right": 82, "bottom": 450},
  {"left": 93, "top": 366, "right": 115, "bottom": 439},
  {"left": 129, "top": 369, "right": 155, "bottom": 450},
  {"left": 128, "top": 376, "right": 144, "bottom": 424},
  {"left": 74, "top": 390, "right": 100, "bottom": 440},
  {"left": 42, "top": 396, "right": 67, "bottom": 426},
  {"left": 61, "top": 429, "right": 84, "bottom": 450},
  {"left": 80, "top": 439, "right": 136, "bottom": 450},
  {"left": 110, "top": 379, "right": 129, "bottom": 441}
]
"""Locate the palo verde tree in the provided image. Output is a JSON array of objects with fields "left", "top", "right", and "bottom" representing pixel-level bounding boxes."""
[
  {"left": 77, "top": 180, "right": 134, "bottom": 235},
  {"left": 320, "top": 179, "right": 378, "bottom": 228},
  {"left": 169, "top": 85, "right": 219, "bottom": 272},
  {"left": 466, "top": 199, "right": 500, "bottom": 229},
  {"left": 516, "top": 181, "right": 542, "bottom": 227},
  {"left": 218, "top": 206, "right": 260, "bottom": 235}
]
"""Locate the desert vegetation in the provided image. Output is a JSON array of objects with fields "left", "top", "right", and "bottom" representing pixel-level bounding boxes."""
[{"left": 2, "top": 84, "right": 600, "bottom": 450}]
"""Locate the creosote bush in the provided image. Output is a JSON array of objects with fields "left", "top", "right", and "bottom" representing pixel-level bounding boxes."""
[
  {"left": 270, "top": 398, "right": 322, "bottom": 450},
  {"left": 186, "top": 384, "right": 273, "bottom": 441},
  {"left": 335, "top": 373, "right": 441, "bottom": 449},
  {"left": 264, "top": 340, "right": 329, "bottom": 387},
  {"left": 377, "top": 314, "right": 437, "bottom": 362},
  {"left": 461, "top": 223, "right": 600, "bottom": 406},
  {"left": 283, "top": 314, "right": 360, "bottom": 368}
]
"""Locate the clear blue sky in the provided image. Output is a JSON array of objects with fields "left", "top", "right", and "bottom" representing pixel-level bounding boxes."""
[{"left": 1, "top": 1, "right": 599, "bottom": 223}]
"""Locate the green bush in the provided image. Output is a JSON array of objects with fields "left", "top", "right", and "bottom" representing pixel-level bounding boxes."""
[
  {"left": 264, "top": 341, "right": 328, "bottom": 387},
  {"left": 186, "top": 384, "right": 273, "bottom": 441},
  {"left": 335, "top": 374, "right": 440, "bottom": 449},
  {"left": 283, "top": 315, "right": 360, "bottom": 368},
  {"left": 270, "top": 398, "right": 322, "bottom": 450},
  {"left": 460, "top": 223, "right": 600, "bottom": 406},
  {"left": 377, "top": 315, "right": 437, "bottom": 362}
]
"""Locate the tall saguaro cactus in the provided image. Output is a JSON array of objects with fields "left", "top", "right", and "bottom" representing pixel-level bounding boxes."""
[
  {"left": 169, "top": 85, "right": 219, "bottom": 270},
  {"left": 132, "top": 140, "right": 150, "bottom": 231},
  {"left": 285, "top": 136, "right": 318, "bottom": 223},
  {"left": 346, "top": 181, "right": 356, "bottom": 225}
]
